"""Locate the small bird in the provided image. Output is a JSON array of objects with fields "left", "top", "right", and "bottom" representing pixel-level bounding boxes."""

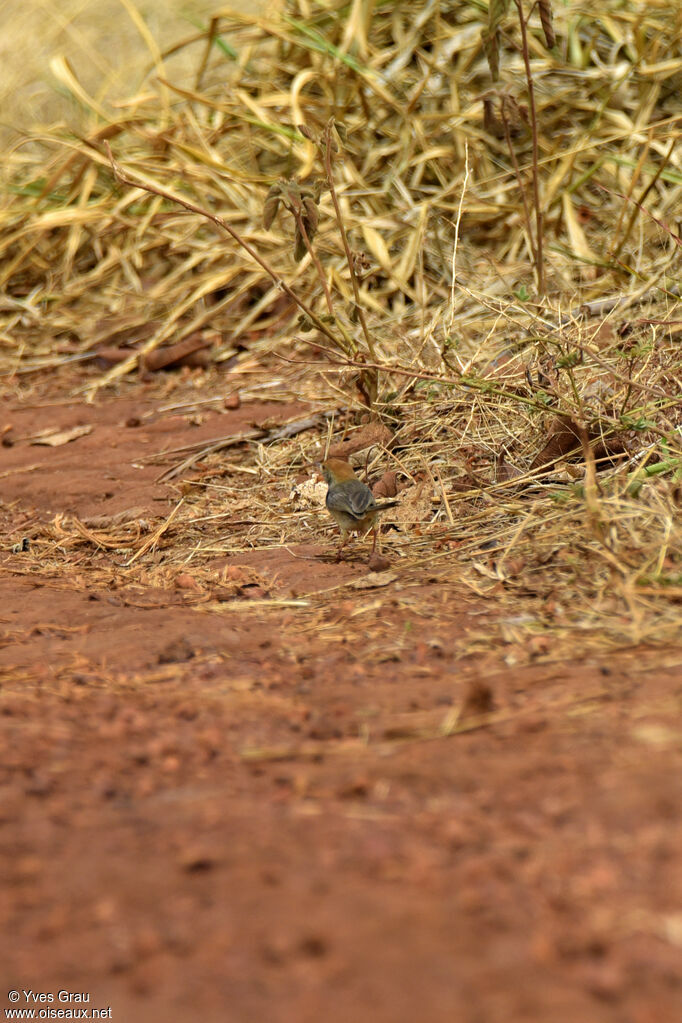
[{"left": 321, "top": 457, "right": 398, "bottom": 560}]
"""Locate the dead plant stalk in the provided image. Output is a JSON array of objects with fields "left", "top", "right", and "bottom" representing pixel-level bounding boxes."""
[
  {"left": 514, "top": 0, "right": 545, "bottom": 296},
  {"left": 321, "top": 120, "right": 377, "bottom": 362}
]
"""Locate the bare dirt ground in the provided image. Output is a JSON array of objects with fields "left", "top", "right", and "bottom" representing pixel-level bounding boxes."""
[{"left": 1, "top": 367, "right": 681, "bottom": 1023}]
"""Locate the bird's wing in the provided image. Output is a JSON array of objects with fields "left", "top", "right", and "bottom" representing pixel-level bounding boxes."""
[{"left": 327, "top": 481, "right": 376, "bottom": 519}]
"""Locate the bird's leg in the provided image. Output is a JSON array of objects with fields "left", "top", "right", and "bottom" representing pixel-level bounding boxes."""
[
  {"left": 370, "top": 528, "right": 378, "bottom": 555},
  {"left": 336, "top": 531, "right": 349, "bottom": 562}
]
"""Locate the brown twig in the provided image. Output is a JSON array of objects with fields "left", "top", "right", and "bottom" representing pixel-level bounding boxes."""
[
  {"left": 500, "top": 94, "right": 537, "bottom": 274},
  {"left": 321, "top": 119, "right": 377, "bottom": 361},
  {"left": 514, "top": 0, "right": 545, "bottom": 295},
  {"left": 290, "top": 204, "right": 335, "bottom": 318}
]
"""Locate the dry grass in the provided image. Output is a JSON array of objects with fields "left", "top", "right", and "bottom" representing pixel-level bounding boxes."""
[
  {"left": 2, "top": 0, "right": 681, "bottom": 653},
  {"left": 0, "top": 0, "right": 268, "bottom": 141}
]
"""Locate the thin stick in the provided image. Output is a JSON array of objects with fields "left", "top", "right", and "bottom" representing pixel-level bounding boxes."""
[
  {"left": 514, "top": 0, "right": 545, "bottom": 295},
  {"left": 501, "top": 96, "right": 537, "bottom": 273},
  {"left": 322, "top": 120, "right": 377, "bottom": 360},
  {"left": 291, "top": 205, "right": 335, "bottom": 317},
  {"left": 446, "top": 139, "right": 469, "bottom": 338}
]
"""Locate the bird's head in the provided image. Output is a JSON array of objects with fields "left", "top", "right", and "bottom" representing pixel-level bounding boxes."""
[{"left": 321, "top": 458, "right": 358, "bottom": 485}]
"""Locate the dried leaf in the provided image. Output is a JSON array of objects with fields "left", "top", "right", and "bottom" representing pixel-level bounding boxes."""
[
  {"left": 530, "top": 415, "right": 583, "bottom": 470},
  {"left": 461, "top": 679, "right": 495, "bottom": 718},
  {"left": 361, "top": 225, "right": 392, "bottom": 271},
  {"left": 357, "top": 369, "right": 378, "bottom": 409},
  {"left": 263, "top": 194, "right": 281, "bottom": 230},
  {"left": 483, "top": 97, "right": 505, "bottom": 139},
  {"left": 327, "top": 422, "right": 393, "bottom": 459},
  {"left": 488, "top": 0, "right": 510, "bottom": 32},
  {"left": 83, "top": 507, "right": 150, "bottom": 528},
  {"left": 482, "top": 29, "right": 500, "bottom": 81},
  {"left": 263, "top": 183, "right": 282, "bottom": 229},
  {"left": 144, "top": 335, "right": 212, "bottom": 372},
  {"left": 349, "top": 570, "right": 398, "bottom": 590},
  {"left": 302, "top": 196, "right": 319, "bottom": 241},
  {"left": 373, "top": 471, "right": 398, "bottom": 499},
  {"left": 293, "top": 225, "right": 307, "bottom": 261},
  {"left": 472, "top": 561, "right": 502, "bottom": 581},
  {"left": 31, "top": 425, "right": 93, "bottom": 447},
  {"left": 562, "top": 193, "right": 598, "bottom": 280},
  {"left": 297, "top": 313, "right": 314, "bottom": 332}
]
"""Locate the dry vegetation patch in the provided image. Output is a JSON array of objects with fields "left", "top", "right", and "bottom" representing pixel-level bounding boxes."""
[{"left": 2, "top": 0, "right": 681, "bottom": 652}]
